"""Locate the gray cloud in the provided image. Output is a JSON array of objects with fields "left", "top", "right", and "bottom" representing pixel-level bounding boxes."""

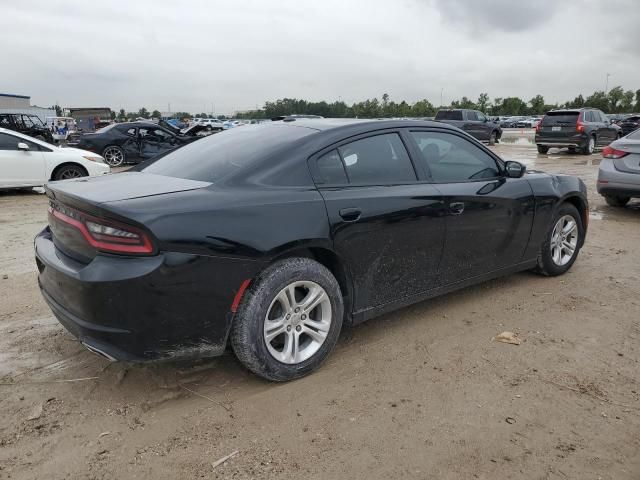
[{"left": 1, "top": 0, "right": 639, "bottom": 114}]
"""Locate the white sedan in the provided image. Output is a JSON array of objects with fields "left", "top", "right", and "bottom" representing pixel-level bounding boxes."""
[{"left": 0, "top": 127, "right": 110, "bottom": 189}]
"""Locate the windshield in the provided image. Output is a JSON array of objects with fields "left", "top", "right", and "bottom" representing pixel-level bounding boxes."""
[{"left": 141, "top": 123, "right": 315, "bottom": 183}]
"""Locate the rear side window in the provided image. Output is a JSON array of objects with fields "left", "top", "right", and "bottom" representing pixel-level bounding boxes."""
[
  {"left": 627, "top": 129, "right": 640, "bottom": 140},
  {"left": 435, "top": 110, "right": 463, "bottom": 121},
  {"left": 316, "top": 150, "right": 347, "bottom": 184},
  {"left": 337, "top": 133, "right": 416, "bottom": 185},
  {"left": 541, "top": 112, "right": 579, "bottom": 125},
  {"left": 411, "top": 131, "right": 500, "bottom": 183},
  {"left": 141, "top": 123, "right": 314, "bottom": 183}
]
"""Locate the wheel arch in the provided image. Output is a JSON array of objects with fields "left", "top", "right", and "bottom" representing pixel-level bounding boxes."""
[
  {"left": 559, "top": 194, "right": 588, "bottom": 246},
  {"left": 49, "top": 162, "right": 89, "bottom": 181},
  {"left": 271, "top": 246, "right": 354, "bottom": 325}
]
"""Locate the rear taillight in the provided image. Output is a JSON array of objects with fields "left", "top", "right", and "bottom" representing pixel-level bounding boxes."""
[
  {"left": 535, "top": 117, "right": 543, "bottom": 133},
  {"left": 48, "top": 204, "right": 154, "bottom": 255},
  {"left": 602, "top": 146, "right": 629, "bottom": 159},
  {"left": 575, "top": 112, "right": 584, "bottom": 133}
]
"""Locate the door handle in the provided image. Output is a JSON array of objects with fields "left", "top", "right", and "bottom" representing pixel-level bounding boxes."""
[
  {"left": 339, "top": 207, "right": 362, "bottom": 222},
  {"left": 449, "top": 202, "right": 465, "bottom": 215}
]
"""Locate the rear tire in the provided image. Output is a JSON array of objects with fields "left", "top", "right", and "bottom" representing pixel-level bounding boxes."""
[
  {"left": 230, "top": 258, "right": 344, "bottom": 381},
  {"left": 102, "top": 146, "right": 125, "bottom": 167},
  {"left": 537, "top": 145, "right": 549, "bottom": 154},
  {"left": 534, "top": 203, "right": 584, "bottom": 277},
  {"left": 604, "top": 195, "right": 630, "bottom": 207},
  {"left": 582, "top": 136, "right": 595, "bottom": 155},
  {"left": 53, "top": 164, "right": 88, "bottom": 180},
  {"left": 567, "top": 146, "right": 577, "bottom": 154}
]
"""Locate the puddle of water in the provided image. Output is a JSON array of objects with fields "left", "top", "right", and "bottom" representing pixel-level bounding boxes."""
[
  {"left": 499, "top": 136, "right": 534, "bottom": 145},
  {"left": 589, "top": 210, "right": 604, "bottom": 220}
]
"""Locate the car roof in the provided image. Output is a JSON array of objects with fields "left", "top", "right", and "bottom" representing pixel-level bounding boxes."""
[{"left": 272, "top": 118, "right": 457, "bottom": 133}]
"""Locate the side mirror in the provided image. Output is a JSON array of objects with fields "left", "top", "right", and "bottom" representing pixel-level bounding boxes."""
[
  {"left": 17, "top": 142, "right": 30, "bottom": 151},
  {"left": 504, "top": 160, "right": 526, "bottom": 178}
]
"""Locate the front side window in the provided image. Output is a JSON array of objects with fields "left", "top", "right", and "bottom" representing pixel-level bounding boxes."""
[
  {"left": 466, "top": 111, "right": 478, "bottom": 121},
  {"left": 411, "top": 131, "right": 500, "bottom": 183},
  {"left": 0, "top": 132, "right": 40, "bottom": 151},
  {"left": 476, "top": 112, "right": 487, "bottom": 122},
  {"left": 21, "top": 115, "right": 35, "bottom": 128},
  {"left": 337, "top": 133, "right": 416, "bottom": 185}
]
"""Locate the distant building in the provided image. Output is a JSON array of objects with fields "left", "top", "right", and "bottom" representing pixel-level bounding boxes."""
[
  {"left": 65, "top": 107, "right": 112, "bottom": 132},
  {"left": 0, "top": 93, "right": 55, "bottom": 121},
  {"left": 0, "top": 93, "right": 30, "bottom": 109}
]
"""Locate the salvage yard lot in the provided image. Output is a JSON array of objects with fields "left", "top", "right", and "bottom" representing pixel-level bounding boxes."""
[{"left": 1, "top": 133, "right": 639, "bottom": 479}]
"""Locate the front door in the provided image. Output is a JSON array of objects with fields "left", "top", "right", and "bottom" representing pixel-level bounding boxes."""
[
  {"left": 310, "top": 131, "right": 446, "bottom": 312},
  {"left": 407, "top": 129, "right": 535, "bottom": 284},
  {"left": 0, "top": 132, "right": 46, "bottom": 187}
]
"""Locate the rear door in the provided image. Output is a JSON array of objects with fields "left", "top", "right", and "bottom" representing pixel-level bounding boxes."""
[
  {"left": 408, "top": 129, "right": 534, "bottom": 284},
  {"left": 0, "top": 132, "right": 46, "bottom": 187},
  {"left": 310, "top": 131, "right": 446, "bottom": 312},
  {"left": 463, "top": 110, "right": 483, "bottom": 139},
  {"left": 596, "top": 110, "right": 617, "bottom": 144},
  {"left": 139, "top": 127, "right": 177, "bottom": 160}
]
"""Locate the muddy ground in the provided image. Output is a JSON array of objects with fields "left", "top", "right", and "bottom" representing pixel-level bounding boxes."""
[{"left": 1, "top": 131, "right": 639, "bottom": 479}]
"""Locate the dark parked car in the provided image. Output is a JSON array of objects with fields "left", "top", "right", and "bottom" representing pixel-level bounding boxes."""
[
  {"left": 618, "top": 115, "right": 640, "bottom": 136},
  {"left": 0, "top": 113, "right": 54, "bottom": 143},
  {"left": 67, "top": 122, "right": 200, "bottom": 166},
  {"left": 535, "top": 108, "right": 620, "bottom": 155},
  {"left": 434, "top": 109, "right": 502, "bottom": 144},
  {"left": 36, "top": 119, "right": 588, "bottom": 381}
]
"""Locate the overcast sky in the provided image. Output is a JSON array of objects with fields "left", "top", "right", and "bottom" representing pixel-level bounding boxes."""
[{"left": 2, "top": 0, "right": 639, "bottom": 114}]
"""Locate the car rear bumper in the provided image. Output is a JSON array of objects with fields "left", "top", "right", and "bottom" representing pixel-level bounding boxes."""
[
  {"left": 535, "top": 133, "right": 587, "bottom": 148},
  {"left": 597, "top": 158, "right": 640, "bottom": 198},
  {"left": 35, "top": 227, "right": 262, "bottom": 361}
]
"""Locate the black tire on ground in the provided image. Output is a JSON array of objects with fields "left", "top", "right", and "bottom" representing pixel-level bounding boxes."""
[
  {"left": 568, "top": 146, "right": 577, "bottom": 154},
  {"left": 604, "top": 195, "right": 630, "bottom": 207},
  {"left": 53, "top": 164, "right": 88, "bottom": 181},
  {"left": 582, "top": 135, "right": 595, "bottom": 155},
  {"left": 102, "top": 145, "right": 125, "bottom": 167},
  {"left": 488, "top": 131, "right": 497, "bottom": 146},
  {"left": 534, "top": 203, "right": 584, "bottom": 277},
  {"left": 230, "top": 257, "right": 344, "bottom": 381},
  {"left": 537, "top": 145, "right": 549, "bottom": 154}
]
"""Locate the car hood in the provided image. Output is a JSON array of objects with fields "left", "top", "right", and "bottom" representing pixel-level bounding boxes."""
[{"left": 46, "top": 172, "right": 211, "bottom": 204}]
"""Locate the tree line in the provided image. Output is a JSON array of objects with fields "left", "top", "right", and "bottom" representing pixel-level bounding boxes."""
[{"left": 234, "top": 87, "right": 640, "bottom": 119}]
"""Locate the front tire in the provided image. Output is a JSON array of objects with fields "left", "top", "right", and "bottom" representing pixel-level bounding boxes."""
[
  {"left": 53, "top": 164, "right": 88, "bottom": 180},
  {"left": 604, "top": 195, "right": 630, "bottom": 207},
  {"left": 488, "top": 131, "right": 497, "bottom": 146},
  {"left": 230, "top": 258, "right": 344, "bottom": 381},
  {"left": 534, "top": 203, "right": 584, "bottom": 276},
  {"left": 537, "top": 145, "right": 549, "bottom": 154},
  {"left": 102, "top": 146, "right": 125, "bottom": 167}
]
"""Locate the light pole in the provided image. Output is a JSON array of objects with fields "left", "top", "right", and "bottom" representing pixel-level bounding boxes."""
[
  {"left": 440, "top": 88, "right": 444, "bottom": 107},
  {"left": 605, "top": 73, "right": 611, "bottom": 94}
]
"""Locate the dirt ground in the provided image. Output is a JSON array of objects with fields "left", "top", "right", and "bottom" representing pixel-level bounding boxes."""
[{"left": 1, "top": 131, "right": 639, "bottom": 479}]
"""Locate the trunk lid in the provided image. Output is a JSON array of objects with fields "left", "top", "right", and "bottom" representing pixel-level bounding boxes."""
[{"left": 45, "top": 172, "right": 211, "bottom": 263}]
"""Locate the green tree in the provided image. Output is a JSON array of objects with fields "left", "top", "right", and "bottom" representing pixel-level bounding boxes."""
[
  {"left": 607, "top": 86, "right": 625, "bottom": 113},
  {"left": 117, "top": 109, "right": 126, "bottom": 121},
  {"left": 151, "top": 110, "right": 162, "bottom": 119},
  {"left": 584, "top": 91, "right": 609, "bottom": 112},
  {"left": 528, "top": 94, "right": 545, "bottom": 115},
  {"left": 477, "top": 93, "right": 490, "bottom": 113},
  {"left": 50, "top": 104, "right": 63, "bottom": 116},
  {"left": 137, "top": 107, "right": 149, "bottom": 119}
]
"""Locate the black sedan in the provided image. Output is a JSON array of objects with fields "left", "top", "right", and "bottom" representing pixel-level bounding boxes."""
[
  {"left": 36, "top": 119, "right": 588, "bottom": 381},
  {"left": 67, "top": 122, "right": 200, "bottom": 167}
]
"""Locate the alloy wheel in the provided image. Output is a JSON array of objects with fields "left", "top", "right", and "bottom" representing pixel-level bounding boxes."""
[
  {"left": 59, "top": 168, "right": 84, "bottom": 179},
  {"left": 103, "top": 147, "right": 124, "bottom": 166},
  {"left": 263, "top": 281, "right": 332, "bottom": 364},
  {"left": 550, "top": 215, "right": 578, "bottom": 266},
  {"left": 587, "top": 137, "right": 595, "bottom": 154}
]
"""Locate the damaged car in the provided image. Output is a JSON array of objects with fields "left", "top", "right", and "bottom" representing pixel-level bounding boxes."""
[
  {"left": 67, "top": 121, "right": 201, "bottom": 166},
  {"left": 35, "top": 119, "right": 588, "bottom": 381}
]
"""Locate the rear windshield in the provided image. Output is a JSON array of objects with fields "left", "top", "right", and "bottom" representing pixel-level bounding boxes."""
[
  {"left": 627, "top": 129, "right": 640, "bottom": 140},
  {"left": 435, "top": 110, "right": 463, "bottom": 121},
  {"left": 541, "top": 112, "right": 579, "bottom": 125},
  {"left": 140, "top": 123, "right": 315, "bottom": 182}
]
